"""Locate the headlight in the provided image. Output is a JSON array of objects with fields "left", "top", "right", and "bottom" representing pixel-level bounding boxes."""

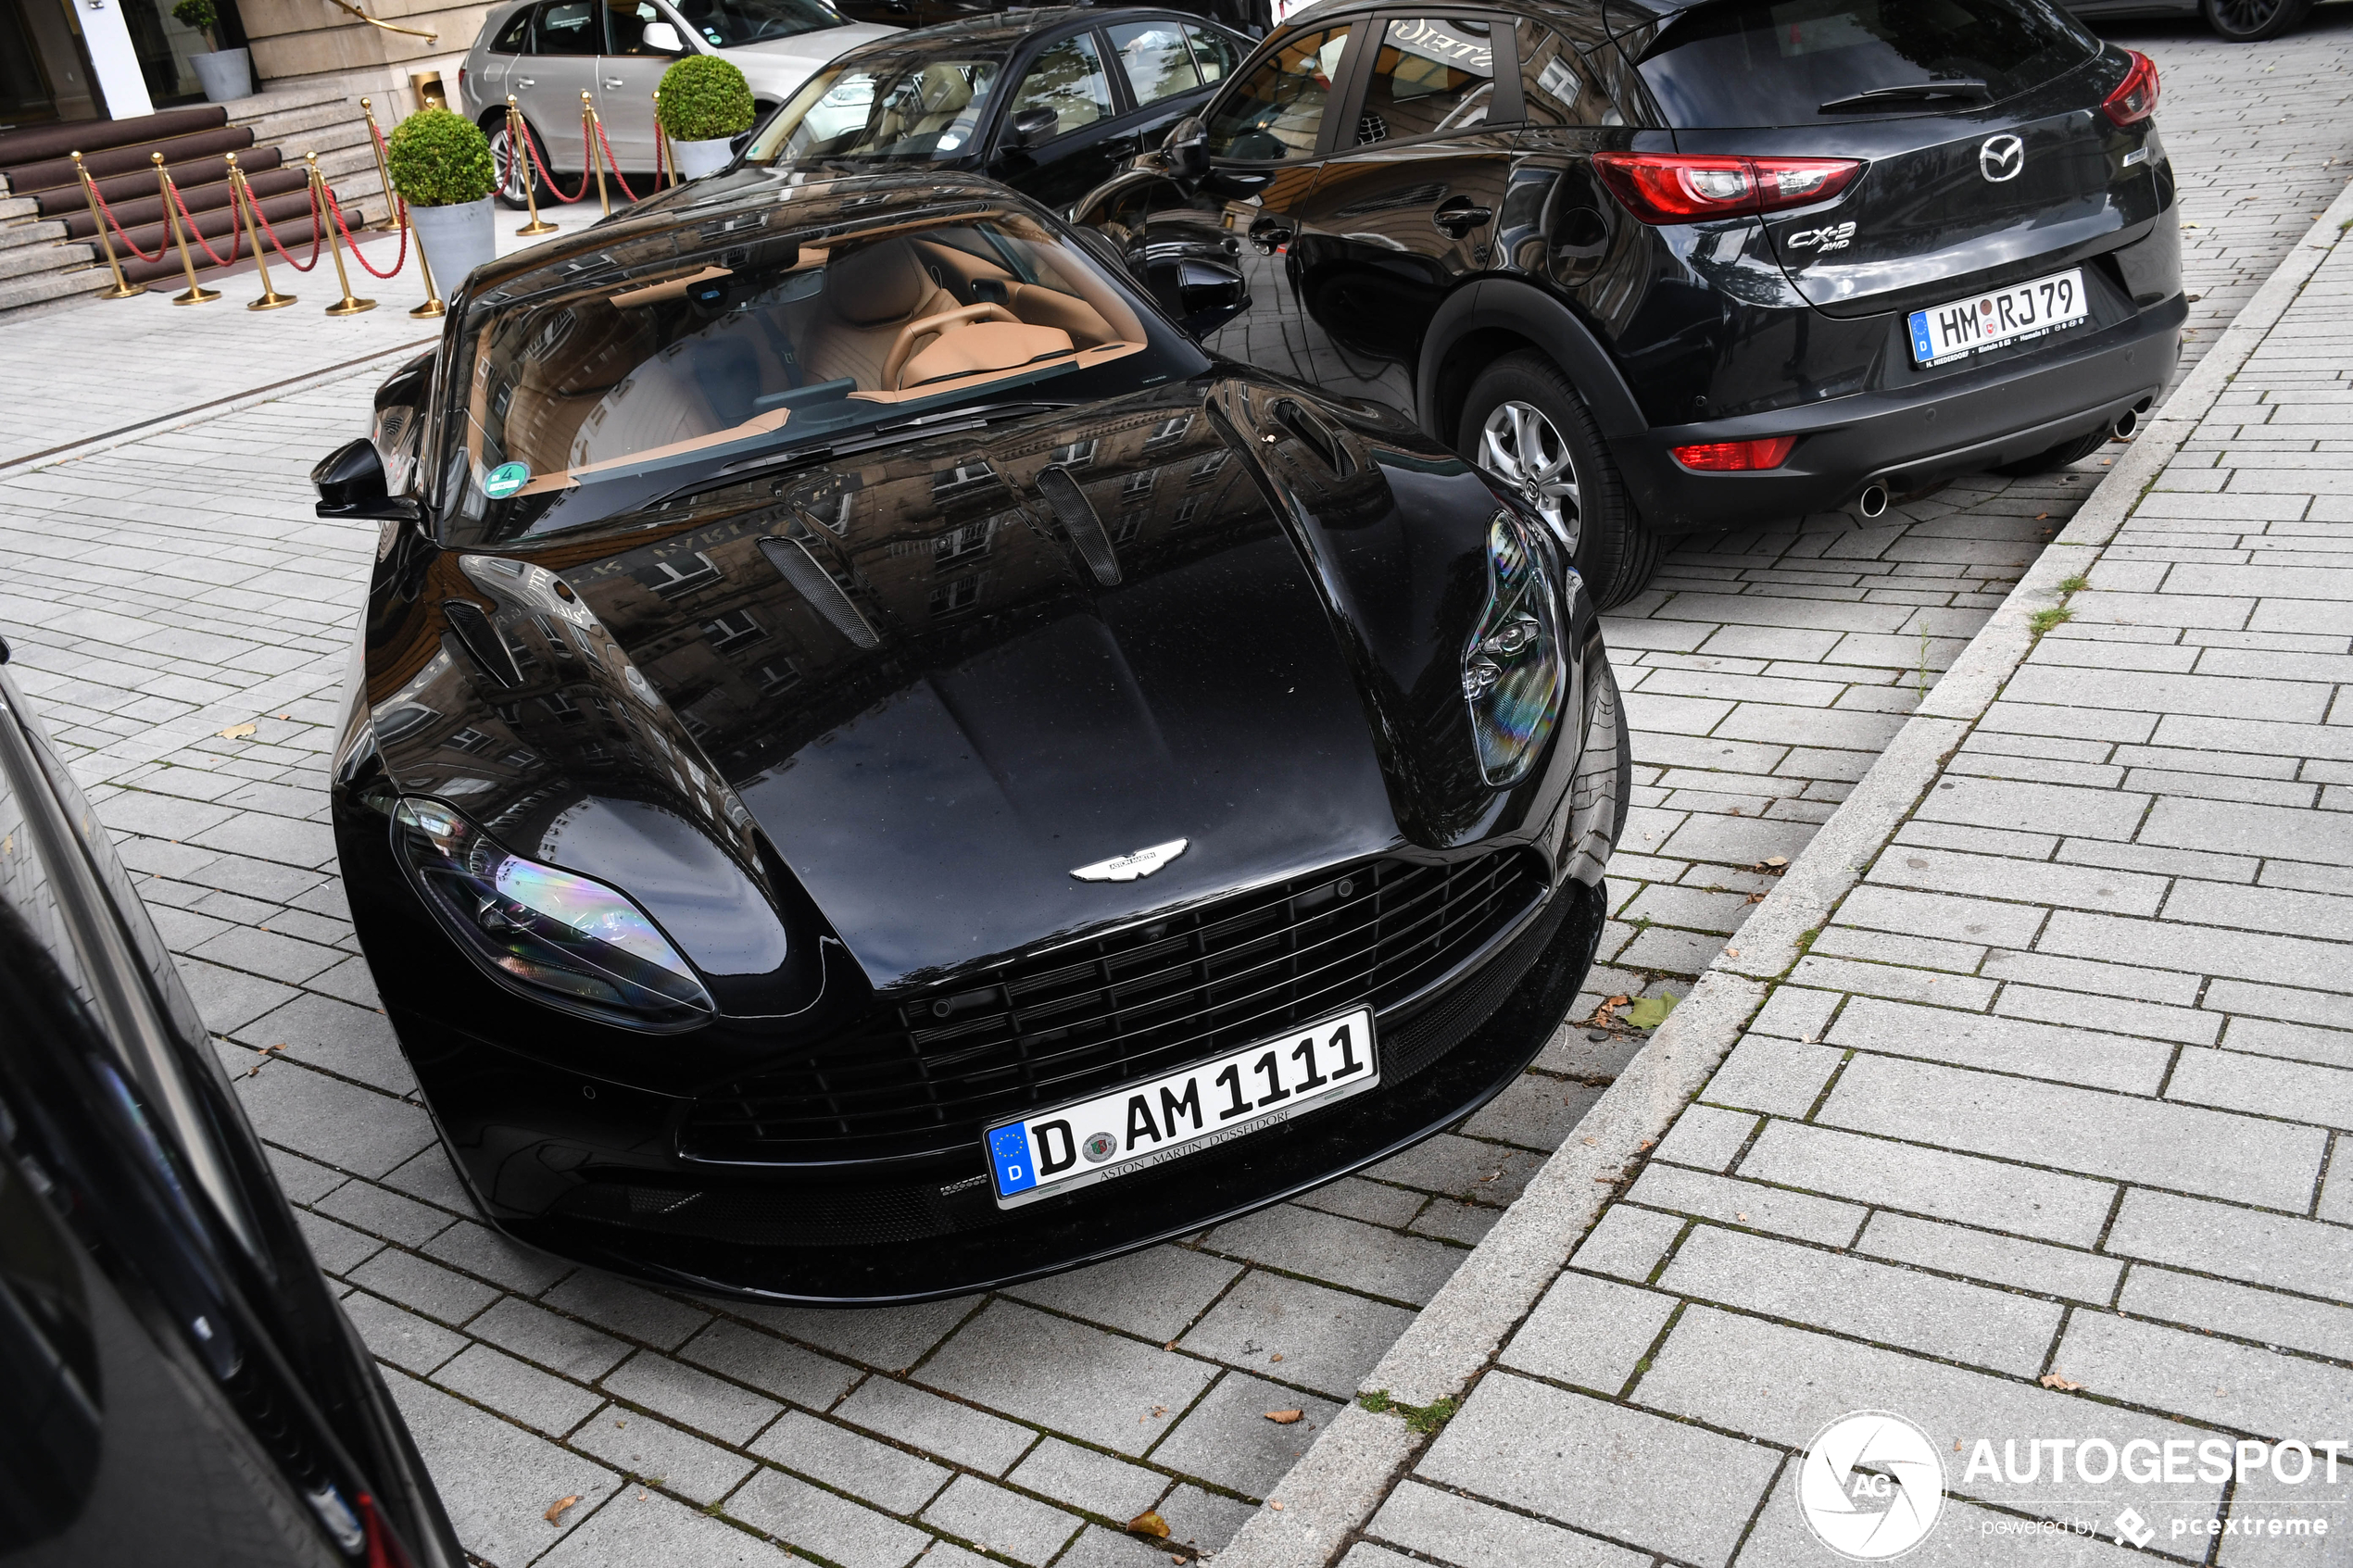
[
  {"left": 392, "top": 798, "right": 715, "bottom": 1032},
  {"left": 1461, "top": 511, "right": 1567, "bottom": 788}
]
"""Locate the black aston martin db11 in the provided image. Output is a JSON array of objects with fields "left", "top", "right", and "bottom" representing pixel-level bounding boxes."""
[{"left": 321, "top": 167, "right": 1627, "bottom": 1304}]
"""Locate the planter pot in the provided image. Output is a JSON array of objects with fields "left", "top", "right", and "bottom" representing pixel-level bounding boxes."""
[
  {"left": 409, "top": 196, "right": 497, "bottom": 291},
  {"left": 671, "top": 136, "right": 737, "bottom": 179},
  {"left": 189, "top": 48, "right": 252, "bottom": 104}
]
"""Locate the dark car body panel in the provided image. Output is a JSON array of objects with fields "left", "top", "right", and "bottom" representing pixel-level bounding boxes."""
[
  {"left": 0, "top": 669, "right": 462, "bottom": 1568},
  {"left": 1074, "top": 0, "right": 2184, "bottom": 527},
  {"left": 332, "top": 170, "right": 1624, "bottom": 1301}
]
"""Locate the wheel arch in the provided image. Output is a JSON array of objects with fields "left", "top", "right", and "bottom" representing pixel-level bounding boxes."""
[{"left": 1417, "top": 279, "right": 1646, "bottom": 450}]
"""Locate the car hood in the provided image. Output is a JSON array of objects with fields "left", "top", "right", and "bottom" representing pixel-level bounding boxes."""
[
  {"left": 361, "top": 375, "right": 1562, "bottom": 1001},
  {"left": 721, "top": 21, "right": 900, "bottom": 81}
]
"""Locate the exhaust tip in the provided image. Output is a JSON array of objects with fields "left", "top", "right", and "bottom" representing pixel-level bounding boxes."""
[
  {"left": 1854, "top": 483, "right": 1890, "bottom": 521},
  {"left": 2113, "top": 408, "right": 2139, "bottom": 440}
]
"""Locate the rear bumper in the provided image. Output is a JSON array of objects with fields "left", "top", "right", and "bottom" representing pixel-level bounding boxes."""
[{"left": 1614, "top": 293, "right": 2186, "bottom": 533}]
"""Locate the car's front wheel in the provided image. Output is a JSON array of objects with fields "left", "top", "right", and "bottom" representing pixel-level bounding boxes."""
[
  {"left": 484, "top": 113, "right": 553, "bottom": 210},
  {"left": 1459, "top": 351, "right": 1660, "bottom": 609},
  {"left": 2201, "top": 0, "right": 2311, "bottom": 40}
]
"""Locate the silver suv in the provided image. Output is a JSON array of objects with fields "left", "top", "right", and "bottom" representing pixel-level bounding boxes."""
[{"left": 458, "top": 0, "right": 897, "bottom": 191}]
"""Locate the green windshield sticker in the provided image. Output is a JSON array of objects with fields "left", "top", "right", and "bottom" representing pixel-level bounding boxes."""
[{"left": 485, "top": 461, "right": 530, "bottom": 499}]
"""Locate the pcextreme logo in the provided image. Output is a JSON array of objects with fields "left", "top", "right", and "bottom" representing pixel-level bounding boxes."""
[{"left": 1799, "top": 1411, "right": 1945, "bottom": 1560}]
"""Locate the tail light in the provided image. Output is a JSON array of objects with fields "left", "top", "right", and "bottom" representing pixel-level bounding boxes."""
[
  {"left": 2102, "top": 49, "right": 2158, "bottom": 128},
  {"left": 1672, "top": 436, "right": 1797, "bottom": 472},
  {"left": 1594, "top": 154, "right": 1863, "bottom": 224}
]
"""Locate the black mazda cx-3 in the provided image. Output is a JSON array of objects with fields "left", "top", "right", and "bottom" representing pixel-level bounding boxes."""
[{"left": 1076, "top": 0, "right": 2183, "bottom": 605}]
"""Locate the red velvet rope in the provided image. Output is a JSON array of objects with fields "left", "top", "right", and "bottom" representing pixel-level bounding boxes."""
[
  {"left": 324, "top": 185, "right": 409, "bottom": 281},
  {"left": 169, "top": 177, "right": 244, "bottom": 269},
  {"left": 517, "top": 115, "right": 596, "bottom": 205},
  {"left": 87, "top": 181, "right": 168, "bottom": 263},
  {"left": 244, "top": 178, "right": 326, "bottom": 272},
  {"left": 594, "top": 119, "right": 640, "bottom": 203}
]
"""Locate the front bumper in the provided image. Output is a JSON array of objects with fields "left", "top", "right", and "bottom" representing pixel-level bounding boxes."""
[
  {"left": 375, "top": 873, "right": 1604, "bottom": 1304},
  {"left": 1616, "top": 292, "right": 2186, "bottom": 533}
]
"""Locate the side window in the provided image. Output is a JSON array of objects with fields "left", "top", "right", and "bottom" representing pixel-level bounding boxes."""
[
  {"left": 1008, "top": 32, "right": 1114, "bottom": 140},
  {"left": 532, "top": 0, "right": 600, "bottom": 54},
  {"left": 1202, "top": 23, "right": 1350, "bottom": 160},
  {"left": 493, "top": 5, "right": 535, "bottom": 51},
  {"left": 1109, "top": 20, "right": 1202, "bottom": 107},
  {"left": 1354, "top": 17, "right": 1495, "bottom": 145},
  {"left": 1182, "top": 23, "right": 1237, "bottom": 86},
  {"left": 1516, "top": 24, "right": 1610, "bottom": 125},
  {"left": 606, "top": 0, "right": 674, "bottom": 55}
]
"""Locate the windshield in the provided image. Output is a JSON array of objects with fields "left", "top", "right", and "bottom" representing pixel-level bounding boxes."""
[
  {"left": 1632, "top": 0, "right": 2095, "bottom": 128},
  {"left": 751, "top": 51, "right": 1005, "bottom": 164},
  {"left": 435, "top": 194, "right": 1206, "bottom": 546},
  {"left": 672, "top": 0, "right": 847, "bottom": 47}
]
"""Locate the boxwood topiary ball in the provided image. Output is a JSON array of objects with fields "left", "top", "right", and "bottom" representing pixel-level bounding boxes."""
[
  {"left": 658, "top": 56, "right": 757, "bottom": 143},
  {"left": 387, "top": 107, "right": 497, "bottom": 208}
]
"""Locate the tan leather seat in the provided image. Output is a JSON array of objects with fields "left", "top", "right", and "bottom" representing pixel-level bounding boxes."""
[
  {"left": 900, "top": 320, "right": 1075, "bottom": 389},
  {"left": 801, "top": 236, "right": 960, "bottom": 391}
]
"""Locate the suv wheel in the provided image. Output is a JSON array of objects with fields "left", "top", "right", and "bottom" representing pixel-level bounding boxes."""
[
  {"left": 2201, "top": 0, "right": 2311, "bottom": 40},
  {"left": 1459, "top": 351, "right": 1660, "bottom": 609},
  {"left": 484, "top": 114, "right": 551, "bottom": 210}
]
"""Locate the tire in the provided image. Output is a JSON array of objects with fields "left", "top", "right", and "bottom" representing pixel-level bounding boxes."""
[
  {"left": 483, "top": 113, "right": 552, "bottom": 211},
  {"left": 1990, "top": 426, "right": 2109, "bottom": 478},
  {"left": 1457, "top": 350, "right": 1661, "bottom": 609},
  {"left": 2201, "top": 0, "right": 2311, "bottom": 40}
]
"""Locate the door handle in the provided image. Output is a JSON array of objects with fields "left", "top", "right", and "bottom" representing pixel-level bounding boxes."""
[
  {"left": 603, "top": 77, "right": 625, "bottom": 88},
  {"left": 1248, "top": 216, "right": 1293, "bottom": 254},
  {"left": 1431, "top": 204, "right": 1492, "bottom": 239},
  {"left": 514, "top": 75, "right": 535, "bottom": 87}
]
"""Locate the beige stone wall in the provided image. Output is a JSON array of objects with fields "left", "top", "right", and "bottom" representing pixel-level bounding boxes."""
[{"left": 242, "top": 0, "right": 498, "bottom": 119}]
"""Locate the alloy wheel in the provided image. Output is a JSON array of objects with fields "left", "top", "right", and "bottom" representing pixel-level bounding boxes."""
[
  {"left": 2207, "top": 0, "right": 2291, "bottom": 36},
  {"left": 1478, "top": 400, "right": 1582, "bottom": 555},
  {"left": 489, "top": 123, "right": 533, "bottom": 204}
]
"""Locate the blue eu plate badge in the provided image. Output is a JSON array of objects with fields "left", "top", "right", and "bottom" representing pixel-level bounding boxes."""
[{"left": 989, "top": 1123, "right": 1036, "bottom": 1198}]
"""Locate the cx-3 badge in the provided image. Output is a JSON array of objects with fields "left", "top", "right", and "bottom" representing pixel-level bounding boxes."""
[
  {"left": 1979, "top": 134, "right": 2025, "bottom": 183},
  {"left": 1071, "top": 838, "right": 1189, "bottom": 883}
]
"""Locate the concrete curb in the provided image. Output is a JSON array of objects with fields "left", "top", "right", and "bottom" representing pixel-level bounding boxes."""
[{"left": 1216, "top": 175, "right": 2353, "bottom": 1568}]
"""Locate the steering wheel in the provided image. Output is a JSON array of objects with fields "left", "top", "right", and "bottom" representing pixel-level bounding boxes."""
[{"left": 882, "top": 301, "right": 1020, "bottom": 391}]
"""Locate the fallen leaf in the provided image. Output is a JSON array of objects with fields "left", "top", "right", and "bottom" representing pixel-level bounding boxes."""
[
  {"left": 2035, "top": 513, "right": 2049, "bottom": 521},
  {"left": 1745, "top": 892, "right": 1766, "bottom": 904},
  {"left": 1128, "top": 1511, "right": 1172, "bottom": 1539},
  {"left": 219, "top": 721, "right": 258, "bottom": 740},
  {"left": 1637, "top": 1139, "right": 1654, "bottom": 1151},
  {"left": 1265, "top": 1410, "right": 1304, "bottom": 1424},
  {"left": 1725, "top": 947, "right": 1741, "bottom": 958},
  {"left": 1269, "top": 1353, "right": 1284, "bottom": 1362},
  {"left": 1762, "top": 855, "right": 1788, "bottom": 869},
  {"left": 276, "top": 713, "right": 292, "bottom": 721},
  {"left": 1736, "top": 1211, "right": 1750, "bottom": 1222},
  {"left": 1165, "top": 1340, "right": 1178, "bottom": 1351},
  {"left": 545, "top": 1495, "right": 582, "bottom": 1524},
  {"left": 1270, "top": 1500, "right": 1285, "bottom": 1512},
  {"left": 2039, "top": 1372, "right": 2082, "bottom": 1392},
  {"left": 1580, "top": 1135, "right": 1598, "bottom": 1147},
  {"left": 1624, "top": 994, "right": 1680, "bottom": 1030}
]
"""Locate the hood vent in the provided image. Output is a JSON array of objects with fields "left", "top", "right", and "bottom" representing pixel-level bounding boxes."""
[
  {"left": 1035, "top": 465, "right": 1122, "bottom": 587},
  {"left": 759, "top": 534, "right": 881, "bottom": 649},
  {"left": 441, "top": 599, "right": 522, "bottom": 687}
]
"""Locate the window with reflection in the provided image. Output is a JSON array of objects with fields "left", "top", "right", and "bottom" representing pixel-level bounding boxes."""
[
  {"left": 1353, "top": 18, "right": 1492, "bottom": 145},
  {"left": 1202, "top": 24, "right": 1350, "bottom": 160}
]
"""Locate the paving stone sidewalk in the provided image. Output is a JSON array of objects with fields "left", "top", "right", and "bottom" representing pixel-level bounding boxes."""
[
  {"left": 1327, "top": 182, "right": 2353, "bottom": 1568},
  {"left": 0, "top": 26, "right": 2347, "bottom": 1568}
]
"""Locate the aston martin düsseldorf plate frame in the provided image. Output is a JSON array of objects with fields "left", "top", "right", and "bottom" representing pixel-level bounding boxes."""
[{"left": 985, "top": 1009, "right": 1380, "bottom": 1209}]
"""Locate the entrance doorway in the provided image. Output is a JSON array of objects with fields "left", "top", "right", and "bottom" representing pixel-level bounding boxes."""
[{"left": 1, "top": 0, "right": 101, "bottom": 130}]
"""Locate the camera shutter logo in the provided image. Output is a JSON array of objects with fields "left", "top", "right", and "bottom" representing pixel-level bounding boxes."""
[
  {"left": 1979, "top": 134, "right": 2025, "bottom": 183},
  {"left": 1798, "top": 1411, "right": 1945, "bottom": 1560}
]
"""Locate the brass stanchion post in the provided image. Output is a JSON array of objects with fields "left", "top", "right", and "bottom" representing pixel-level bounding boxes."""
[
  {"left": 654, "top": 90, "right": 672, "bottom": 190},
  {"left": 583, "top": 90, "right": 610, "bottom": 217},
  {"left": 73, "top": 152, "right": 146, "bottom": 298},
  {"left": 510, "top": 94, "right": 556, "bottom": 236},
  {"left": 227, "top": 153, "right": 296, "bottom": 310},
  {"left": 153, "top": 152, "right": 220, "bottom": 305},
  {"left": 361, "top": 96, "right": 399, "bottom": 231},
  {"left": 311, "top": 154, "right": 376, "bottom": 316}
]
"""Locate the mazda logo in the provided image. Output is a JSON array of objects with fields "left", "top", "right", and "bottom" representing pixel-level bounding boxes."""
[{"left": 1979, "top": 134, "right": 2025, "bottom": 183}]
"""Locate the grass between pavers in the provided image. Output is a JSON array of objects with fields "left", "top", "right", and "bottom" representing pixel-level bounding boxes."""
[{"left": 1355, "top": 1390, "right": 1459, "bottom": 1436}]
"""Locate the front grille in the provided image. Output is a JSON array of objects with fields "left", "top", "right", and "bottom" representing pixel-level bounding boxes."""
[{"left": 684, "top": 850, "right": 1548, "bottom": 1162}]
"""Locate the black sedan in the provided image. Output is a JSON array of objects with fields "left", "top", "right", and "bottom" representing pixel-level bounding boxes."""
[
  {"left": 1076, "top": 0, "right": 2185, "bottom": 606},
  {"left": 320, "top": 169, "right": 1627, "bottom": 1305},
  {"left": 747, "top": 7, "right": 1248, "bottom": 213},
  {"left": 0, "top": 646, "right": 462, "bottom": 1566}
]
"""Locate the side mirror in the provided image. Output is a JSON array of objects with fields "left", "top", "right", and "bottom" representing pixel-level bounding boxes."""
[
  {"left": 1148, "top": 253, "right": 1248, "bottom": 338},
  {"left": 312, "top": 437, "right": 422, "bottom": 521},
  {"left": 640, "top": 19, "right": 685, "bottom": 51},
  {"left": 1006, "top": 106, "right": 1058, "bottom": 149},
  {"left": 1164, "top": 115, "right": 1209, "bottom": 182}
]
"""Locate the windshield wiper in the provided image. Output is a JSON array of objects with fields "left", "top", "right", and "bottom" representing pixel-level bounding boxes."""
[
  {"left": 1818, "top": 79, "right": 1990, "bottom": 113},
  {"left": 646, "top": 400, "right": 1078, "bottom": 507}
]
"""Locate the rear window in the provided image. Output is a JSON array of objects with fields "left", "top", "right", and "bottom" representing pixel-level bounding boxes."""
[{"left": 1629, "top": 0, "right": 2095, "bottom": 129}]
